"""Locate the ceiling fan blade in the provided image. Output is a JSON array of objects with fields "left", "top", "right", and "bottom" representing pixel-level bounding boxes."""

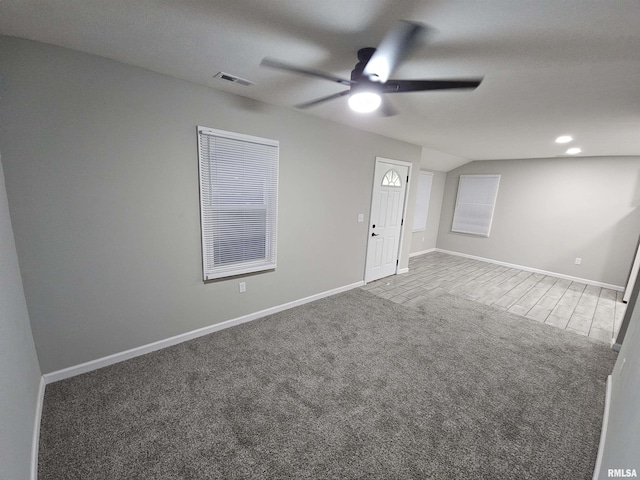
[
  {"left": 261, "top": 58, "right": 353, "bottom": 86},
  {"left": 384, "top": 78, "right": 483, "bottom": 93},
  {"left": 363, "top": 21, "right": 425, "bottom": 83},
  {"left": 295, "top": 90, "right": 351, "bottom": 109},
  {"left": 378, "top": 97, "right": 398, "bottom": 117}
]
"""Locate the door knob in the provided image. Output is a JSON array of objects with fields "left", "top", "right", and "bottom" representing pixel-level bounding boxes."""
[{"left": 371, "top": 233, "right": 380, "bottom": 237}]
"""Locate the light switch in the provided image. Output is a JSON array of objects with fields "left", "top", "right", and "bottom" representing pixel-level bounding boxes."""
[{"left": 357, "top": 213, "right": 364, "bottom": 223}]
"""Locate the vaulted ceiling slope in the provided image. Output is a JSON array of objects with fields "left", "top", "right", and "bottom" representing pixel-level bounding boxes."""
[{"left": 1, "top": 0, "right": 640, "bottom": 168}]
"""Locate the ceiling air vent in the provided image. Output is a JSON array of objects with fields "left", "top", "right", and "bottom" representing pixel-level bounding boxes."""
[{"left": 213, "top": 72, "right": 255, "bottom": 86}]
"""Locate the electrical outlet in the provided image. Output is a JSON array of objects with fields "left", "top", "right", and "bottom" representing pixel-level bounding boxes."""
[
  {"left": 239, "top": 282, "right": 246, "bottom": 293},
  {"left": 575, "top": 258, "right": 582, "bottom": 265}
]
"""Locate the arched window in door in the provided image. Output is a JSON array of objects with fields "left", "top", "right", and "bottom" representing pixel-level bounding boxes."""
[{"left": 381, "top": 169, "right": 402, "bottom": 187}]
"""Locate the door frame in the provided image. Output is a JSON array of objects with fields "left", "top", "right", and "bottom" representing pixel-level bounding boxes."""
[{"left": 364, "top": 156, "right": 413, "bottom": 284}]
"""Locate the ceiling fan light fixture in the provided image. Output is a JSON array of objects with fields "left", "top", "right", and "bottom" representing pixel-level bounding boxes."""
[{"left": 348, "top": 91, "right": 382, "bottom": 113}]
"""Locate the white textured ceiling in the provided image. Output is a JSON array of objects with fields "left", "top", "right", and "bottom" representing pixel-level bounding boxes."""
[{"left": 2, "top": 0, "right": 640, "bottom": 170}]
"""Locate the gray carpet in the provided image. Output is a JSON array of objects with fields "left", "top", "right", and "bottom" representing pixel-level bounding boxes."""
[{"left": 39, "top": 289, "right": 616, "bottom": 479}]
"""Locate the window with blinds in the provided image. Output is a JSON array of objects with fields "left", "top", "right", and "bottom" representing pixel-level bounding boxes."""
[
  {"left": 451, "top": 174, "right": 500, "bottom": 237},
  {"left": 197, "top": 126, "right": 279, "bottom": 281},
  {"left": 412, "top": 171, "right": 433, "bottom": 232}
]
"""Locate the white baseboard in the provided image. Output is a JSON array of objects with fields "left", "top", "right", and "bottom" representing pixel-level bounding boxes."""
[
  {"left": 592, "top": 375, "right": 612, "bottom": 480},
  {"left": 43, "top": 281, "right": 364, "bottom": 384},
  {"left": 409, "top": 248, "right": 436, "bottom": 258},
  {"left": 397, "top": 267, "right": 409, "bottom": 274},
  {"left": 435, "top": 249, "right": 624, "bottom": 291},
  {"left": 31, "top": 376, "right": 45, "bottom": 480}
]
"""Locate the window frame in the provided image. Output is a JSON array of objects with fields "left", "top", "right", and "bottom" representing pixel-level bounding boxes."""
[
  {"left": 197, "top": 126, "right": 279, "bottom": 281},
  {"left": 412, "top": 171, "right": 433, "bottom": 232},
  {"left": 451, "top": 174, "right": 500, "bottom": 237}
]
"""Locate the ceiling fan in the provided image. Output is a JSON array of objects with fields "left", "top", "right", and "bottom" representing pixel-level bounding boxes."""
[{"left": 261, "top": 21, "right": 483, "bottom": 115}]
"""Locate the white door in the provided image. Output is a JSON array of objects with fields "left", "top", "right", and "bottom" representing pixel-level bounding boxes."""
[{"left": 365, "top": 159, "right": 410, "bottom": 283}]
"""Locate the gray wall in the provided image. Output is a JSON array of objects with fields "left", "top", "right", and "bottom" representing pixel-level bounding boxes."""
[
  {"left": 596, "top": 271, "right": 640, "bottom": 478},
  {"left": 0, "top": 158, "right": 42, "bottom": 479},
  {"left": 410, "top": 170, "right": 446, "bottom": 254},
  {"left": 0, "top": 37, "right": 421, "bottom": 374},
  {"left": 437, "top": 157, "right": 640, "bottom": 287}
]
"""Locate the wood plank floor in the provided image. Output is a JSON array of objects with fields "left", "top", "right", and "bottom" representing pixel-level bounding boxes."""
[{"left": 362, "top": 251, "right": 626, "bottom": 343}]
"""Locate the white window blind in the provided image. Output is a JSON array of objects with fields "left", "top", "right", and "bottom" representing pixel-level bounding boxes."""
[
  {"left": 412, "top": 171, "right": 433, "bottom": 232},
  {"left": 197, "top": 126, "right": 279, "bottom": 281},
  {"left": 451, "top": 174, "right": 500, "bottom": 237}
]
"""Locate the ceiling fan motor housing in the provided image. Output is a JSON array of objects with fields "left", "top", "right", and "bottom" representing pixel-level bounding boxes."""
[{"left": 352, "top": 48, "right": 376, "bottom": 81}]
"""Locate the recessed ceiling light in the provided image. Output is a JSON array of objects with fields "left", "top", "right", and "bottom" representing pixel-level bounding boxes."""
[
  {"left": 555, "top": 135, "right": 573, "bottom": 144},
  {"left": 213, "top": 72, "right": 255, "bottom": 86},
  {"left": 566, "top": 147, "right": 582, "bottom": 155}
]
